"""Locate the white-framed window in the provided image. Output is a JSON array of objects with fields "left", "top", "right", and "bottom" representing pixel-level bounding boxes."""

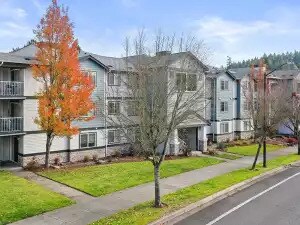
[
  {"left": 108, "top": 130, "right": 121, "bottom": 144},
  {"left": 81, "top": 109, "right": 96, "bottom": 118},
  {"left": 127, "top": 127, "right": 140, "bottom": 142},
  {"left": 108, "top": 73, "right": 121, "bottom": 86},
  {"left": 220, "top": 122, "right": 229, "bottom": 134},
  {"left": 80, "top": 132, "right": 96, "bottom": 148},
  {"left": 244, "top": 121, "right": 251, "bottom": 131},
  {"left": 220, "top": 101, "right": 228, "bottom": 112},
  {"left": 108, "top": 101, "right": 120, "bottom": 115},
  {"left": 220, "top": 80, "right": 229, "bottom": 90},
  {"left": 82, "top": 70, "right": 97, "bottom": 86},
  {"left": 127, "top": 101, "right": 138, "bottom": 116},
  {"left": 176, "top": 73, "right": 197, "bottom": 91},
  {"left": 187, "top": 74, "right": 197, "bottom": 91}
]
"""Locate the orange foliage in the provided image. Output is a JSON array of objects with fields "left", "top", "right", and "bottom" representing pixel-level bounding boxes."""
[{"left": 32, "top": 0, "right": 94, "bottom": 137}]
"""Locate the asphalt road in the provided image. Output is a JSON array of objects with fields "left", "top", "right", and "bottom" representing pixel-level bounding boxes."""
[{"left": 175, "top": 166, "right": 300, "bottom": 225}]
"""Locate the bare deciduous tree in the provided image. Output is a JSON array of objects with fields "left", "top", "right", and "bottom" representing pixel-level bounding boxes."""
[
  {"left": 281, "top": 91, "right": 300, "bottom": 154},
  {"left": 243, "top": 62, "right": 287, "bottom": 169},
  {"left": 105, "top": 30, "right": 209, "bottom": 207}
]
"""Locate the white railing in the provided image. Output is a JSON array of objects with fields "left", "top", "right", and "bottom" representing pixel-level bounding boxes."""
[
  {"left": 0, "top": 81, "right": 24, "bottom": 96},
  {"left": 0, "top": 117, "right": 23, "bottom": 133}
]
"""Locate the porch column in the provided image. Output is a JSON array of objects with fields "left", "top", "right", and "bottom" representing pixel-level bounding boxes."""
[
  {"left": 169, "top": 129, "right": 180, "bottom": 155},
  {"left": 198, "top": 126, "right": 207, "bottom": 152}
]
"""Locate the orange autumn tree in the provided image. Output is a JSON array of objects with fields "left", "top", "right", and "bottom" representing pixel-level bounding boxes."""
[{"left": 32, "top": 0, "right": 94, "bottom": 168}]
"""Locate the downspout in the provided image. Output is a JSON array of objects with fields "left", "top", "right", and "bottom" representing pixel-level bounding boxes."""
[
  {"left": 104, "top": 68, "right": 110, "bottom": 158},
  {"left": 0, "top": 62, "right": 4, "bottom": 67}
]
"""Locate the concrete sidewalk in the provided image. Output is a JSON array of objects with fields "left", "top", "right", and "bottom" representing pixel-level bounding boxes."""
[{"left": 10, "top": 147, "right": 296, "bottom": 225}]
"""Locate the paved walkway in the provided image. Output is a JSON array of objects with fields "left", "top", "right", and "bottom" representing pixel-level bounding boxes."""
[{"left": 10, "top": 147, "right": 296, "bottom": 225}]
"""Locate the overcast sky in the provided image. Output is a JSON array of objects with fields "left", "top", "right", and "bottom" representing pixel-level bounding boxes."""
[{"left": 0, "top": 0, "right": 299, "bottom": 66}]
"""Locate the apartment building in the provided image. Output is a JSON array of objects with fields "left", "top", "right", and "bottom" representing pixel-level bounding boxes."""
[
  {"left": 0, "top": 44, "right": 209, "bottom": 166},
  {"left": 206, "top": 68, "right": 254, "bottom": 142}
]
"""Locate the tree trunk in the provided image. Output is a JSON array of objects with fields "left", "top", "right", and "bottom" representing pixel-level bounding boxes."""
[
  {"left": 251, "top": 141, "right": 262, "bottom": 170},
  {"left": 45, "top": 134, "right": 52, "bottom": 168},
  {"left": 154, "top": 163, "right": 161, "bottom": 208},
  {"left": 298, "top": 132, "right": 300, "bottom": 155}
]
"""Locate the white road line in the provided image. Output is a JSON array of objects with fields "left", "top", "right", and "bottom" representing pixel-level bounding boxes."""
[{"left": 205, "top": 171, "right": 300, "bottom": 225}]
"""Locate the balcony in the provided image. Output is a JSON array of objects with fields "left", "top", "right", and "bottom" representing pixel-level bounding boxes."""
[
  {"left": 0, "top": 81, "right": 24, "bottom": 97},
  {"left": 0, "top": 117, "right": 23, "bottom": 134}
]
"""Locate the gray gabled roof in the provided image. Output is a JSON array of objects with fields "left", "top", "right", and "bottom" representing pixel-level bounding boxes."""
[
  {"left": 268, "top": 70, "right": 300, "bottom": 79},
  {"left": 227, "top": 67, "right": 250, "bottom": 80},
  {"left": 0, "top": 52, "right": 36, "bottom": 65},
  {"left": 79, "top": 51, "right": 134, "bottom": 71}
]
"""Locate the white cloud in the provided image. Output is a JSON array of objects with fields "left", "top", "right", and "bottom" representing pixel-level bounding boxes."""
[
  {"left": 194, "top": 17, "right": 272, "bottom": 43},
  {"left": 191, "top": 6, "right": 300, "bottom": 66}
]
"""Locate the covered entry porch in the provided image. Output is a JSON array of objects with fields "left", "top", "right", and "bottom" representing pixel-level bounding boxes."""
[
  {"left": 178, "top": 126, "right": 207, "bottom": 152},
  {"left": 0, "top": 136, "right": 21, "bottom": 166}
]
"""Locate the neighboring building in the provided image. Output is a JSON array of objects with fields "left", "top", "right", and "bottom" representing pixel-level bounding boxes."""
[
  {"left": 268, "top": 69, "right": 300, "bottom": 135},
  {"left": 206, "top": 67, "right": 254, "bottom": 142},
  {"left": 0, "top": 45, "right": 209, "bottom": 167}
]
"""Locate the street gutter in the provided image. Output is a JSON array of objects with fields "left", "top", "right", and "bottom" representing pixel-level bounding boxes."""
[{"left": 149, "top": 160, "right": 300, "bottom": 225}]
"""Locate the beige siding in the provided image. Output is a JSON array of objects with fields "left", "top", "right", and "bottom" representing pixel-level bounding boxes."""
[{"left": 23, "top": 134, "right": 68, "bottom": 154}]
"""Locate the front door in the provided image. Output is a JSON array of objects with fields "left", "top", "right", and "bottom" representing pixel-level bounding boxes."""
[{"left": 13, "top": 137, "right": 19, "bottom": 162}]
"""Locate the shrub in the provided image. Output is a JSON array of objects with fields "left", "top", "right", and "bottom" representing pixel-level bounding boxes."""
[
  {"left": 54, "top": 157, "right": 60, "bottom": 165},
  {"left": 286, "top": 137, "right": 298, "bottom": 145},
  {"left": 112, "top": 149, "right": 122, "bottom": 158},
  {"left": 25, "top": 157, "right": 40, "bottom": 170},
  {"left": 227, "top": 142, "right": 236, "bottom": 147},
  {"left": 83, "top": 155, "right": 90, "bottom": 162},
  {"left": 179, "top": 147, "right": 192, "bottom": 157},
  {"left": 216, "top": 142, "right": 227, "bottom": 151},
  {"left": 207, "top": 139, "right": 213, "bottom": 146},
  {"left": 92, "top": 154, "right": 98, "bottom": 162},
  {"left": 207, "top": 149, "right": 217, "bottom": 156},
  {"left": 242, "top": 140, "right": 249, "bottom": 145}
]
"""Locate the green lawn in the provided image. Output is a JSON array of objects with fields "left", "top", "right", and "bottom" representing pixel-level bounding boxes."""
[
  {"left": 39, "top": 157, "right": 223, "bottom": 197},
  {"left": 216, "top": 152, "right": 242, "bottom": 160},
  {"left": 0, "top": 171, "right": 73, "bottom": 225},
  {"left": 227, "top": 144, "right": 283, "bottom": 156},
  {"left": 91, "top": 154, "right": 300, "bottom": 225}
]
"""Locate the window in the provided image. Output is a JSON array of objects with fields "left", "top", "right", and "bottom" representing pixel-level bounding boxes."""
[
  {"left": 127, "top": 101, "right": 138, "bottom": 116},
  {"left": 176, "top": 73, "right": 186, "bottom": 91},
  {"left": 176, "top": 73, "right": 198, "bottom": 91},
  {"left": 187, "top": 74, "right": 197, "bottom": 91},
  {"left": 127, "top": 128, "right": 140, "bottom": 142},
  {"left": 221, "top": 80, "right": 229, "bottom": 90},
  {"left": 108, "top": 101, "right": 120, "bottom": 115},
  {"left": 220, "top": 101, "right": 228, "bottom": 112},
  {"left": 82, "top": 70, "right": 97, "bottom": 86},
  {"left": 108, "top": 130, "right": 121, "bottom": 144},
  {"left": 244, "top": 121, "right": 251, "bottom": 131},
  {"left": 81, "top": 109, "right": 96, "bottom": 118},
  {"left": 80, "top": 133, "right": 96, "bottom": 148},
  {"left": 108, "top": 73, "right": 120, "bottom": 86},
  {"left": 220, "top": 122, "right": 229, "bottom": 134}
]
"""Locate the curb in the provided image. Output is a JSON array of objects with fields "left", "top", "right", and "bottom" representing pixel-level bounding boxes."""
[{"left": 149, "top": 160, "right": 300, "bottom": 225}]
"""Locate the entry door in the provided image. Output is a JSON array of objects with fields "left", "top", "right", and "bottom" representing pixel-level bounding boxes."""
[{"left": 13, "top": 137, "right": 19, "bottom": 162}]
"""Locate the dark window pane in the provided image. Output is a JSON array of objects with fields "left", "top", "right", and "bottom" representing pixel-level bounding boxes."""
[
  {"left": 89, "top": 133, "right": 96, "bottom": 147},
  {"left": 187, "top": 74, "right": 197, "bottom": 91},
  {"left": 80, "top": 134, "right": 88, "bottom": 148}
]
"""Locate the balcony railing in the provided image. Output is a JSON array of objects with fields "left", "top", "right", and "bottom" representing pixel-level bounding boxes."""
[
  {"left": 0, "top": 117, "right": 23, "bottom": 133},
  {"left": 0, "top": 81, "right": 24, "bottom": 97}
]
